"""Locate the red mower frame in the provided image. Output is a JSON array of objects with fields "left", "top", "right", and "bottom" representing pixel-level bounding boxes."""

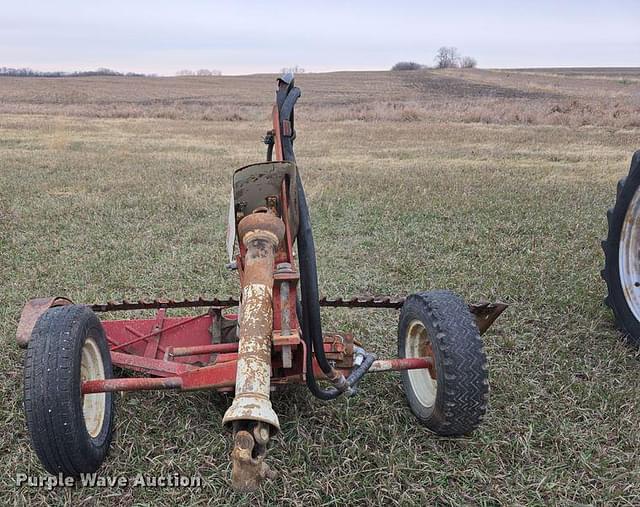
[
  {"left": 16, "top": 74, "right": 507, "bottom": 491},
  {"left": 17, "top": 181, "right": 436, "bottom": 395}
]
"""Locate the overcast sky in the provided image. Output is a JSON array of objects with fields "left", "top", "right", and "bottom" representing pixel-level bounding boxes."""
[{"left": 2, "top": 0, "right": 638, "bottom": 75}]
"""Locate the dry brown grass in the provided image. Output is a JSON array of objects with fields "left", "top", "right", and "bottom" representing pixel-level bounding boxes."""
[
  {"left": 0, "top": 68, "right": 638, "bottom": 127},
  {"left": 1, "top": 68, "right": 640, "bottom": 505}
]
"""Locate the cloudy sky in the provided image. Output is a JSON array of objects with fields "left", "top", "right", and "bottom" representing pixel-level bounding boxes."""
[{"left": 1, "top": 0, "right": 638, "bottom": 75}]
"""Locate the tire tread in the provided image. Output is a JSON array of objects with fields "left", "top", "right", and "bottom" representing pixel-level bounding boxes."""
[
  {"left": 398, "top": 290, "right": 488, "bottom": 436},
  {"left": 23, "top": 305, "right": 113, "bottom": 476},
  {"left": 601, "top": 150, "right": 640, "bottom": 346}
]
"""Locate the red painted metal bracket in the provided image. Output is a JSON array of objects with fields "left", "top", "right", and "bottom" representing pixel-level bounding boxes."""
[{"left": 16, "top": 297, "right": 73, "bottom": 348}]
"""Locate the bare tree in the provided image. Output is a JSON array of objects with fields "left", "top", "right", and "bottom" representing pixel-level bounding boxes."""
[
  {"left": 196, "top": 69, "right": 212, "bottom": 76},
  {"left": 460, "top": 56, "right": 477, "bottom": 69},
  {"left": 435, "top": 47, "right": 460, "bottom": 69},
  {"left": 176, "top": 69, "right": 195, "bottom": 76}
]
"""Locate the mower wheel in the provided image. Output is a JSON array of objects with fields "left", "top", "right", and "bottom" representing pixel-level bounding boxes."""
[
  {"left": 398, "top": 290, "right": 488, "bottom": 436},
  {"left": 24, "top": 305, "right": 114, "bottom": 476},
  {"left": 602, "top": 150, "right": 640, "bottom": 347}
]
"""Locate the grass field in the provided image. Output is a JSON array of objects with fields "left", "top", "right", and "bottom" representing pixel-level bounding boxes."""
[{"left": 1, "top": 68, "right": 640, "bottom": 505}]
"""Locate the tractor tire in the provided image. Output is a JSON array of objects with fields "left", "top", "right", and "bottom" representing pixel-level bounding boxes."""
[
  {"left": 398, "top": 290, "right": 488, "bottom": 436},
  {"left": 24, "top": 305, "right": 114, "bottom": 476},
  {"left": 602, "top": 150, "right": 640, "bottom": 347}
]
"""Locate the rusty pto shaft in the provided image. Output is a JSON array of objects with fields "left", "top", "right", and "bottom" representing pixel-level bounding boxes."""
[{"left": 222, "top": 211, "right": 285, "bottom": 491}]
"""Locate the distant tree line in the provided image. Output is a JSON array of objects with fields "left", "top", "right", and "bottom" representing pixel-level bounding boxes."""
[
  {"left": 391, "top": 47, "right": 477, "bottom": 71},
  {"left": 176, "top": 69, "right": 222, "bottom": 76},
  {"left": 0, "top": 67, "right": 157, "bottom": 77},
  {"left": 280, "top": 65, "right": 305, "bottom": 74}
]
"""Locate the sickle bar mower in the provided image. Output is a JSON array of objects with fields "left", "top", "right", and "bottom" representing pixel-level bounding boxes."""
[{"left": 17, "top": 74, "right": 507, "bottom": 491}]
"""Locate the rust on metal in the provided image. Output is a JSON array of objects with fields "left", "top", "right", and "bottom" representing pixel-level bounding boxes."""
[
  {"left": 82, "top": 376, "right": 182, "bottom": 394},
  {"left": 223, "top": 212, "right": 284, "bottom": 431},
  {"left": 424, "top": 340, "right": 437, "bottom": 378},
  {"left": 230, "top": 430, "right": 276, "bottom": 492},
  {"left": 322, "top": 333, "right": 355, "bottom": 368},
  {"left": 469, "top": 302, "right": 509, "bottom": 334},
  {"left": 272, "top": 105, "right": 283, "bottom": 161},
  {"left": 16, "top": 297, "right": 73, "bottom": 348},
  {"left": 274, "top": 262, "right": 296, "bottom": 368},
  {"left": 91, "top": 297, "right": 237, "bottom": 312},
  {"left": 15, "top": 77, "right": 513, "bottom": 495},
  {"left": 143, "top": 308, "right": 165, "bottom": 358},
  {"left": 89, "top": 295, "right": 398, "bottom": 312},
  {"left": 320, "top": 296, "right": 407, "bottom": 308},
  {"left": 222, "top": 211, "right": 285, "bottom": 491},
  {"left": 110, "top": 351, "right": 196, "bottom": 376},
  {"left": 252, "top": 422, "right": 271, "bottom": 446},
  {"left": 168, "top": 342, "right": 239, "bottom": 357},
  {"left": 232, "top": 161, "right": 298, "bottom": 236},
  {"left": 366, "top": 357, "right": 432, "bottom": 373},
  {"left": 238, "top": 213, "right": 285, "bottom": 248},
  {"left": 222, "top": 285, "right": 276, "bottom": 423},
  {"left": 179, "top": 360, "right": 238, "bottom": 390},
  {"left": 89, "top": 295, "right": 508, "bottom": 334},
  {"left": 83, "top": 356, "right": 434, "bottom": 395}
]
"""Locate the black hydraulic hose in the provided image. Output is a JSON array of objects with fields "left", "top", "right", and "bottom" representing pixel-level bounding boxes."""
[
  {"left": 280, "top": 88, "right": 300, "bottom": 126},
  {"left": 307, "top": 345, "right": 377, "bottom": 399},
  {"left": 296, "top": 299, "right": 338, "bottom": 400},
  {"left": 276, "top": 84, "right": 335, "bottom": 375},
  {"left": 278, "top": 80, "right": 376, "bottom": 399},
  {"left": 346, "top": 352, "right": 377, "bottom": 391},
  {"left": 296, "top": 299, "right": 337, "bottom": 399},
  {"left": 295, "top": 172, "right": 332, "bottom": 375},
  {"left": 280, "top": 87, "right": 301, "bottom": 162},
  {"left": 297, "top": 300, "right": 377, "bottom": 400},
  {"left": 295, "top": 146, "right": 377, "bottom": 398}
]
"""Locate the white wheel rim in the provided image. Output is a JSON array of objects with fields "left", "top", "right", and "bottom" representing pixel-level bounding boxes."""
[
  {"left": 619, "top": 187, "right": 640, "bottom": 321},
  {"left": 406, "top": 319, "right": 437, "bottom": 409},
  {"left": 81, "top": 337, "right": 106, "bottom": 438}
]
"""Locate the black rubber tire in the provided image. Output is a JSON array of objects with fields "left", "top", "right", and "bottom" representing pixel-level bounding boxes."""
[
  {"left": 602, "top": 150, "right": 640, "bottom": 347},
  {"left": 398, "top": 290, "right": 488, "bottom": 436},
  {"left": 23, "top": 305, "right": 114, "bottom": 476}
]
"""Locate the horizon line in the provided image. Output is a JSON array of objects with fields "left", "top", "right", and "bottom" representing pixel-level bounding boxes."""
[{"left": 1, "top": 64, "right": 640, "bottom": 78}]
